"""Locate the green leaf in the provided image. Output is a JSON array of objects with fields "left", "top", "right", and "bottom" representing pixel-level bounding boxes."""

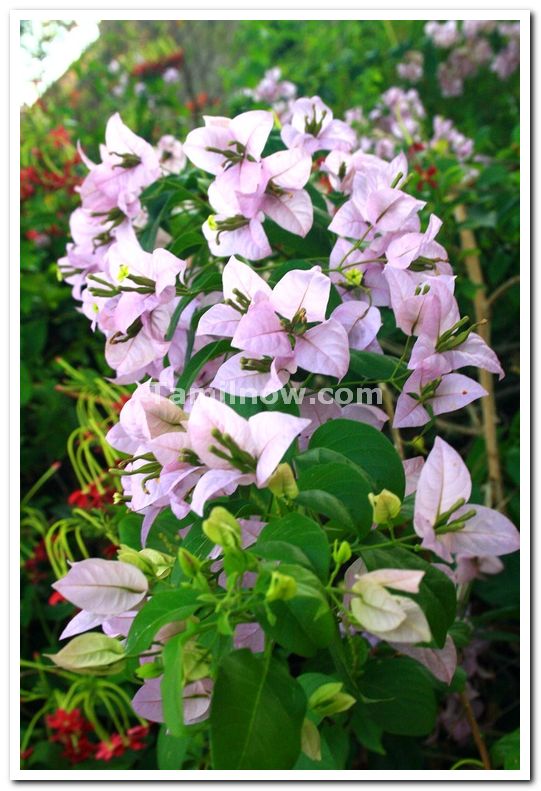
[
  {"left": 359, "top": 657, "right": 437, "bottom": 736},
  {"left": 296, "top": 489, "right": 355, "bottom": 532},
  {"left": 348, "top": 350, "right": 407, "bottom": 382},
  {"left": 309, "top": 419, "right": 406, "bottom": 499},
  {"left": 361, "top": 545, "right": 456, "bottom": 648},
  {"left": 125, "top": 590, "right": 201, "bottom": 655},
  {"left": 297, "top": 462, "right": 373, "bottom": 537},
  {"left": 157, "top": 725, "right": 191, "bottom": 769},
  {"left": 260, "top": 565, "right": 335, "bottom": 657},
  {"left": 161, "top": 632, "right": 185, "bottom": 738},
  {"left": 210, "top": 649, "right": 307, "bottom": 769},
  {"left": 491, "top": 729, "right": 520, "bottom": 770},
  {"left": 350, "top": 705, "right": 386, "bottom": 754},
  {"left": 175, "top": 340, "right": 231, "bottom": 403},
  {"left": 254, "top": 513, "right": 330, "bottom": 581}
]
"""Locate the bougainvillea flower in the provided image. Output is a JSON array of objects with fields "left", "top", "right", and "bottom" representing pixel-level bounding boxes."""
[
  {"left": 384, "top": 268, "right": 458, "bottom": 336},
  {"left": 345, "top": 560, "right": 431, "bottom": 644},
  {"left": 391, "top": 635, "right": 457, "bottom": 684},
  {"left": 413, "top": 437, "right": 520, "bottom": 562},
  {"left": 82, "top": 113, "right": 161, "bottom": 215},
  {"left": 186, "top": 394, "right": 309, "bottom": 514},
  {"left": 393, "top": 358, "right": 487, "bottom": 429},
  {"left": 184, "top": 110, "right": 273, "bottom": 194},
  {"left": 131, "top": 677, "right": 213, "bottom": 725},
  {"left": 156, "top": 134, "right": 186, "bottom": 174},
  {"left": 385, "top": 213, "right": 448, "bottom": 269},
  {"left": 52, "top": 559, "right": 148, "bottom": 615},
  {"left": 201, "top": 151, "right": 313, "bottom": 260},
  {"left": 106, "top": 379, "right": 187, "bottom": 455},
  {"left": 281, "top": 96, "right": 356, "bottom": 154},
  {"left": 329, "top": 153, "right": 425, "bottom": 236},
  {"left": 200, "top": 262, "right": 349, "bottom": 394}
]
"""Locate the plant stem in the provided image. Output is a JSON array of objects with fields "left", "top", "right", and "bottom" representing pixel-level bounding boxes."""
[{"left": 459, "top": 691, "right": 492, "bottom": 770}]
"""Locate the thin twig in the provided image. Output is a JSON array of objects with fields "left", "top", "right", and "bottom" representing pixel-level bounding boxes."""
[
  {"left": 459, "top": 691, "right": 492, "bottom": 770},
  {"left": 454, "top": 204, "right": 505, "bottom": 511},
  {"left": 487, "top": 275, "right": 520, "bottom": 307},
  {"left": 381, "top": 384, "right": 404, "bottom": 459}
]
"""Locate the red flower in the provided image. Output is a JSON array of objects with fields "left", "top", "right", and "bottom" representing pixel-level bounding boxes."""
[
  {"left": 63, "top": 735, "right": 97, "bottom": 764},
  {"left": 68, "top": 482, "right": 115, "bottom": 511},
  {"left": 46, "top": 708, "right": 91, "bottom": 739},
  {"left": 48, "top": 590, "right": 66, "bottom": 606},
  {"left": 49, "top": 125, "right": 71, "bottom": 148},
  {"left": 95, "top": 733, "right": 126, "bottom": 761},
  {"left": 112, "top": 393, "right": 131, "bottom": 413},
  {"left": 126, "top": 725, "right": 150, "bottom": 751},
  {"left": 24, "top": 539, "right": 49, "bottom": 583}
]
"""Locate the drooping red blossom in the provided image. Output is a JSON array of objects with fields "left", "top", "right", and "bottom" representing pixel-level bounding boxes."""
[
  {"left": 48, "top": 590, "right": 66, "bottom": 606},
  {"left": 62, "top": 735, "right": 97, "bottom": 764},
  {"left": 24, "top": 539, "right": 50, "bottom": 583},
  {"left": 95, "top": 733, "right": 126, "bottom": 761},
  {"left": 48, "top": 125, "right": 72, "bottom": 148},
  {"left": 68, "top": 482, "right": 115, "bottom": 511},
  {"left": 46, "top": 708, "right": 93, "bottom": 740},
  {"left": 414, "top": 163, "right": 438, "bottom": 190},
  {"left": 126, "top": 724, "right": 150, "bottom": 751}
]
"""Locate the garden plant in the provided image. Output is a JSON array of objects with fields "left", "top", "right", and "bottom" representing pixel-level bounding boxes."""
[{"left": 20, "top": 19, "right": 521, "bottom": 773}]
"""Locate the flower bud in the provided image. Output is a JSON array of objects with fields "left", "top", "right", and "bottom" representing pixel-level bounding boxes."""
[
  {"left": 345, "top": 268, "right": 363, "bottom": 287},
  {"left": 202, "top": 507, "right": 241, "bottom": 549},
  {"left": 332, "top": 540, "right": 352, "bottom": 566},
  {"left": 368, "top": 489, "right": 401, "bottom": 524},
  {"left": 301, "top": 718, "right": 321, "bottom": 761},
  {"left": 308, "top": 682, "right": 356, "bottom": 718},
  {"left": 267, "top": 463, "right": 299, "bottom": 499},
  {"left": 117, "top": 545, "right": 155, "bottom": 575},
  {"left": 266, "top": 570, "right": 297, "bottom": 603},
  {"left": 177, "top": 548, "right": 202, "bottom": 579},
  {"left": 138, "top": 548, "right": 175, "bottom": 579}
]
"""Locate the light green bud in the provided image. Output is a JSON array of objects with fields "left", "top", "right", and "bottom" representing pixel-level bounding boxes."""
[
  {"left": 266, "top": 570, "right": 297, "bottom": 603},
  {"left": 368, "top": 489, "right": 402, "bottom": 524},
  {"left": 202, "top": 507, "right": 242, "bottom": 549},
  {"left": 267, "top": 463, "right": 299, "bottom": 499},
  {"left": 308, "top": 681, "right": 356, "bottom": 718},
  {"left": 332, "top": 540, "right": 352, "bottom": 566}
]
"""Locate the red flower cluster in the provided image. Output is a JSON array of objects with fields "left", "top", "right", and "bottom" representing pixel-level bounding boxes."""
[
  {"left": 20, "top": 126, "right": 81, "bottom": 203},
  {"left": 24, "top": 539, "right": 50, "bottom": 584},
  {"left": 414, "top": 163, "right": 438, "bottom": 191},
  {"left": 46, "top": 708, "right": 96, "bottom": 765},
  {"left": 95, "top": 726, "right": 150, "bottom": 762},
  {"left": 131, "top": 50, "right": 184, "bottom": 78},
  {"left": 44, "top": 709, "right": 150, "bottom": 765},
  {"left": 68, "top": 482, "right": 115, "bottom": 511},
  {"left": 185, "top": 92, "right": 217, "bottom": 114}
]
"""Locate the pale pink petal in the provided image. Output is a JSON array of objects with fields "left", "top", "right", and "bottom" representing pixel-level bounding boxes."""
[
  {"left": 271, "top": 266, "right": 330, "bottom": 322},
  {"left": 60, "top": 610, "right": 104, "bottom": 640},
  {"left": 249, "top": 411, "right": 310, "bottom": 486},
  {"left": 294, "top": 320, "right": 349, "bottom": 379},
  {"left": 439, "top": 504, "right": 520, "bottom": 558},
  {"left": 196, "top": 303, "right": 242, "bottom": 338},
  {"left": 52, "top": 559, "right": 148, "bottom": 615},
  {"left": 262, "top": 189, "right": 313, "bottom": 237},
  {"left": 392, "top": 635, "right": 457, "bottom": 684},
  {"left": 190, "top": 468, "right": 248, "bottom": 516},
  {"left": 414, "top": 437, "right": 472, "bottom": 533},
  {"left": 222, "top": 256, "right": 272, "bottom": 303}
]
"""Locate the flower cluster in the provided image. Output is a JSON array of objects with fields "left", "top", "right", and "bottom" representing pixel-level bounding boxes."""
[
  {"left": 44, "top": 706, "right": 149, "bottom": 764},
  {"left": 425, "top": 20, "right": 520, "bottom": 96},
  {"left": 50, "top": 92, "right": 519, "bottom": 759},
  {"left": 184, "top": 109, "right": 314, "bottom": 259}
]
